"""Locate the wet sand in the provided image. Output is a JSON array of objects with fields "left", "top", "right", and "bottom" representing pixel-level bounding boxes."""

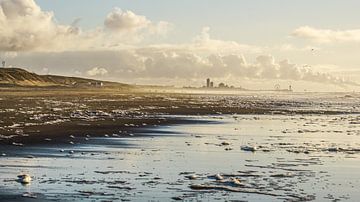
[
  {"left": 0, "top": 89, "right": 359, "bottom": 201},
  {"left": 1, "top": 89, "right": 358, "bottom": 145}
]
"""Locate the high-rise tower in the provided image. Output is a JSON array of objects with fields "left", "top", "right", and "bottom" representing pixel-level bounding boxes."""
[{"left": 206, "top": 78, "right": 210, "bottom": 88}]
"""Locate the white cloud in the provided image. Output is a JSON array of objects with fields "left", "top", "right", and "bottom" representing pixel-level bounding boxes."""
[
  {"left": 0, "top": 0, "right": 283, "bottom": 56},
  {"left": 7, "top": 50, "right": 355, "bottom": 86},
  {"left": 0, "top": 0, "right": 74, "bottom": 51},
  {"left": 192, "top": 27, "right": 263, "bottom": 54},
  {"left": 0, "top": 0, "right": 171, "bottom": 52},
  {"left": 146, "top": 27, "right": 263, "bottom": 55},
  {"left": 103, "top": 8, "right": 172, "bottom": 43},
  {"left": 0, "top": 1, "right": 357, "bottom": 88},
  {"left": 292, "top": 26, "right": 360, "bottom": 43},
  {"left": 104, "top": 8, "right": 150, "bottom": 32},
  {"left": 86, "top": 67, "right": 108, "bottom": 76}
]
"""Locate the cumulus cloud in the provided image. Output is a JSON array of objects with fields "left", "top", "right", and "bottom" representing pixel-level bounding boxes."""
[
  {"left": 7, "top": 50, "right": 355, "bottom": 86},
  {"left": 86, "top": 67, "right": 108, "bottom": 76},
  {"left": 292, "top": 26, "right": 360, "bottom": 43},
  {"left": 0, "top": 1, "right": 356, "bottom": 87},
  {"left": 0, "top": 0, "right": 280, "bottom": 55},
  {"left": 104, "top": 8, "right": 150, "bottom": 32},
  {"left": 0, "top": 0, "right": 170, "bottom": 52},
  {"left": 0, "top": 0, "right": 75, "bottom": 51},
  {"left": 103, "top": 8, "right": 172, "bottom": 43}
]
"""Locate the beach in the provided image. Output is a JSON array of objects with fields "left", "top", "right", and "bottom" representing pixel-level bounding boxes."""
[{"left": 0, "top": 89, "right": 359, "bottom": 201}]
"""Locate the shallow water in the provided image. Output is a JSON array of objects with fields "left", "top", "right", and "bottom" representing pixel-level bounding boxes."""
[{"left": 0, "top": 114, "right": 359, "bottom": 201}]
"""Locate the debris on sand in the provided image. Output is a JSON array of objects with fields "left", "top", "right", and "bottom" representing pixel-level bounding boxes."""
[
  {"left": 215, "top": 177, "right": 243, "bottom": 186},
  {"left": 214, "top": 173, "right": 224, "bottom": 180},
  {"left": 228, "top": 177, "right": 242, "bottom": 186},
  {"left": 327, "top": 147, "right": 339, "bottom": 152},
  {"left": 12, "top": 142, "right": 24, "bottom": 147},
  {"left": 186, "top": 174, "right": 198, "bottom": 180},
  {"left": 22, "top": 192, "right": 37, "bottom": 199},
  {"left": 221, "top": 141, "right": 230, "bottom": 146},
  {"left": 17, "top": 174, "right": 32, "bottom": 184},
  {"left": 241, "top": 145, "right": 257, "bottom": 152}
]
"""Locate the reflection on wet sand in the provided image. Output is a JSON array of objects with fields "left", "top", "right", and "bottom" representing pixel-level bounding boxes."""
[{"left": 0, "top": 92, "right": 359, "bottom": 201}]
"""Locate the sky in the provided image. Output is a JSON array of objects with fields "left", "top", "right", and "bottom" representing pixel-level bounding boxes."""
[{"left": 1, "top": 0, "right": 360, "bottom": 91}]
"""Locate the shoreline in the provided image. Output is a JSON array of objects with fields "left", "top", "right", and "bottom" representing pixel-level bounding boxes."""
[
  {"left": 0, "top": 116, "right": 217, "bottom": 146},
  {"left": 1, "top": 90, "right": 359, "bottom": 146}
]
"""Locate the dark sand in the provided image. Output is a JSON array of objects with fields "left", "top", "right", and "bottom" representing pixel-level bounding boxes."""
[{"left": 1, "top": 88, "right": 358, "bottom": 145}]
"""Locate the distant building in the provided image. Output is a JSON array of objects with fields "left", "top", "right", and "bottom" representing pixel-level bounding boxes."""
[
  {"left": 1, "top": 61, "right": 5, "bottom": 68},
  {"left": 218, "top": 83, "right": 225, "bottom": 88},
  {"left": 89, "top": 81, "right": 104, "bottom": 87},
  {"left": 203, "top": 78, "right": 242, "bottom": 90},
  {"left": 273, "top": 84, "right": 293, "bottom": 92}
]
